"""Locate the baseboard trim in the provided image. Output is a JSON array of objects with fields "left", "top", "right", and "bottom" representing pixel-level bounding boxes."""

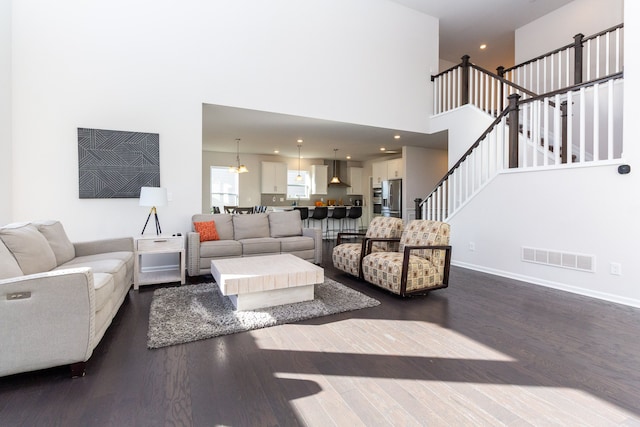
[{"left": 452, "top": 261, "right": 640, "bottom": 309}]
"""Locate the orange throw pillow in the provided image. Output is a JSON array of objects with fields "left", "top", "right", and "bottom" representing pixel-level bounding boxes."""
[{"left": 193, "top": 221, "right": 219, "bottom": 242}]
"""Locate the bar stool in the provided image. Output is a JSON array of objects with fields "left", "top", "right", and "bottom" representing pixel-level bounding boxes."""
[
  {"left": 293, "top": 207, "right": 309, "bottom": 227},
  {"left": 308, "top": 206, "right": 328, "bottom": 237},
  {"left": 326, "top": 206, "right": 347, "bottom": 240},
  {"left": 344, "top": 206, "right": 363, "bottom": 233}
]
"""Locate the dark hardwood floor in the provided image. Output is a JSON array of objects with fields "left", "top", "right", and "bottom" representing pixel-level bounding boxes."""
[{"left": 2, "top": 240, "right": 640, "bottom": 426}]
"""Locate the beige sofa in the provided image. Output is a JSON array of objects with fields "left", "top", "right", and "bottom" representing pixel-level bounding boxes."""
[
  {"left": 187, "top": 211, "right": 322, "bottom": 277},
  {"left": 0, "top": 221, "right": 133, "bottom": 378}
]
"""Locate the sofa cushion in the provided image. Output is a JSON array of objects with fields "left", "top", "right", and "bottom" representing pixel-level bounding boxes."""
[
  {"left": 199, "top": 240, "right": 243, "bottom": 258},
  {"left": 35, "top": 220, "right": 76, "bottom": 266},
  {"left": 233, "top": 213, "right": 269, "bottom": 240},
  {"left": 0, "top": 239, "right": 23, "bottom": 279},
  {"left": 192, "top": 214, "right": 234, "bottom": 240},
  {"left": 60, "top": 251, "right": 133, "bottom": 272},
  {"left": 268, "top": 211, "right": 303, "bottom": 238},
  {"left": 238, "top": 237, "right": 280, "bottom": 256},
  {"left": 92, "top": 272, "right": 115, "bottom": 312},
  {"left": 193, "top": 221, "right": 219, "bottom": 242},
  {"left": 279, "top": 236, "right": 314, "bottom": 253},
  {"left": 57, "top": 257, "right": 127, "bottom": 290},
  {"left": 0, "top": 223, "right": 57, "bottom": 275}
]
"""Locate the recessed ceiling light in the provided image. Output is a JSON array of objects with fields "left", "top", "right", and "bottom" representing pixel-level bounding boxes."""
[
  {"left": 297, "top": 139, "right": 303, "bottom": 143},
  {"left": 394, "top": 135, "right": 401, "bottom": 140},
  {"left": 380, "top": 147, "right": 386, "bottom": 151},
  {"left": 274, "top": 150, "right": 279, "bottom": 154},
  {"left": 480, "top": 44, "right": 487, "bottom": 50},
  {"left": 346, "top": 155, "right": 351, "bottom": 160}
]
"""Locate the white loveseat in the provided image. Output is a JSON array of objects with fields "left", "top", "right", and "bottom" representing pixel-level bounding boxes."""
[{"left": 0, "top": 221, "right": 134, "bottom": 377}]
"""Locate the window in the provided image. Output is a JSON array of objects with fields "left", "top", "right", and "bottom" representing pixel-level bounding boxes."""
[
  {"left": 210, "top": 166, "right": 239, "bottom": 212},
  {"left": 287, "top": 170, "right": 310, "bottom": 200}
]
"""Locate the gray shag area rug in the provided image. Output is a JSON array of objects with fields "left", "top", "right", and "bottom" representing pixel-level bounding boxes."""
[{"left": 147, "top": 278, "right": 380, "bottom": 349}]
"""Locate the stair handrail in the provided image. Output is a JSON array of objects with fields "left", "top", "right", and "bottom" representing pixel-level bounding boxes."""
[
  {"left": 518, "top": 71, "right": 623, "bottom": 107},
  {"left": 501, "top": 23, "right": 624, "bottom": 75},
  {"left": 468, "top": 63, "right": 537, "bottom": 98},
  {"left": 420, "top": 107, "right": 510, "bottom": 207}
]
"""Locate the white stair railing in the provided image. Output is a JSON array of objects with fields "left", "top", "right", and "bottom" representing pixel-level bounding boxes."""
[
  {"left": 421, "top": 73, "right": 624, "bottom": 222},
  {"left": 518, "top": 73, "right": 624, "bottom": 168},
  {"left": 432, "top": 57, "right": 534, "bottom": 117},
  {"left": 501, "top": 24, "right": 623, "bottom": 95},
  {"left": 423, "top": 111, "right": 510, "bottom": 221}
]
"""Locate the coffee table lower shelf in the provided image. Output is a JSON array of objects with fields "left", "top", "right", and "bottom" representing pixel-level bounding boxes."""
[{"left": 211, "top": 254, "right": 324, "bottom": 311}]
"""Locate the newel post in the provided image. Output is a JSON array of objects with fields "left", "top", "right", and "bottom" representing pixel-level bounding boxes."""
[
  {"left": 508, "top": 93, "right": 521, "bottom": 169},
  {"left": 414, "top": 198, "right": 423, "bottom": 220},
  {"left": 497, "top": 66, "right": 506, "bottom": 112},
  {"left": 461, "top": 55, "right": 470, "bottom": 106},
  {"left": 561, "top": 101, "right": 568, "bottom": 164},
  {"left": 573, "top": 33, "right": 584, "bottom": 85}
]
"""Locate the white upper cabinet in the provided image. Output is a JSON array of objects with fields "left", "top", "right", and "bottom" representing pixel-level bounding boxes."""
[
  {"left": 346, "top": 167, "right": 363, "bottom": 195},
  {"left": 372, "top": 161, "right": 387, "bottom": 186},
  {"left": 387, "top": 158, "right": 403, "bottom": 179},
  {"left": 310, "top": 164, "right": 328, "bottom": 195},
  {"left": 261, "top": 161, "right": 288, "bottom": 193}
]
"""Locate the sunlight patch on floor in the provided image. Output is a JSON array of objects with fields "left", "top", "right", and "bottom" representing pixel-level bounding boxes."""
[{"left": 251, "top": 318, "right": 515, "bottom": 361}]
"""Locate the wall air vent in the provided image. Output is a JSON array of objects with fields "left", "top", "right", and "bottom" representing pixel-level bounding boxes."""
[{"left": 521, "top": 247, "right": 595, "bottom": 273}]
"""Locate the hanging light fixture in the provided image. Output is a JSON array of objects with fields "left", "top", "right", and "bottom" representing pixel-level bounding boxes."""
[
  {"left": 330, "top": 148, "right": 342, "bottom": 184},
  {"left": 296, "top": 142, "right": 303, "bottom": 181},
  {"left": 229, "top": 138, "right": 249, "bottom": 173}
]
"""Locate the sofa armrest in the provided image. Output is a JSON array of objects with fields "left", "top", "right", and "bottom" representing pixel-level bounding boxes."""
[
  {"left": 186, "top": 232, "right": 201, "bottom": 276},
  {"left": 302, "top": 227, "right": 322, "bottom": 264},
  {"left": 74, "top": 237, "right": 134, "bottom": 257},
  {"left": 0, "top": 268, "right": 96, "bottom": 377}
]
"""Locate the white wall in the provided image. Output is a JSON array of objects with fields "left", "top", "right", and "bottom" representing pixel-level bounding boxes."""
[
  {"left": 9, "top": 0, "right": 438, "bottom": 240},
  {"left": 515, "top": 0, "right": 624, "bottom": 63},
  {"left": 449, "top": 164, "right": 640, "bottom": 306},
  {"left": 429, "top": 105, "right": 494, "bottom": 169},
  {"left": 403, "top": 145, "right": 448, "bottom": 221},
  {"left": 0, "top": 0, "right": 11, "bottom": 225}
]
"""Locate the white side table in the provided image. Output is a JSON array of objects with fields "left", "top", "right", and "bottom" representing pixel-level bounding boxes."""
[{"left": 134, "top": 235, "right": 185, "bottom": 290}]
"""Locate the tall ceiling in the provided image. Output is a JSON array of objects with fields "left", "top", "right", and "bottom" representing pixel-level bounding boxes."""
[
  {"left": 203, "top": 0, "right": 574, "bottom": 162},
  {"left": 390, "top": 0, "right": 573, "bottom": 70}
]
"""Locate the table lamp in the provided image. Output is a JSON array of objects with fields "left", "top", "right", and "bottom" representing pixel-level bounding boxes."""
[{"left": 139, "top": 186, "right": 168, "bottom": 235}]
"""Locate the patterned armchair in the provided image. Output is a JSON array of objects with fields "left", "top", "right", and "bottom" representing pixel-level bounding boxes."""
[
  {"left": 332, "top": 216, "right": 403, "bottom": 278},
  {"left": 361, "top": 220, "right": 452, "bottom": 296}
]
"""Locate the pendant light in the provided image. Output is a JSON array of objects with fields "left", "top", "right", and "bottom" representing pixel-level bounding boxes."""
[
  {"left": 296, "top": 142, "right": 303, "bottom": 181},
  {"left": 330, "top": 148, "right": 342, "bottom": 184},
  {"left": 229, "top": 138, "right": 249, "bottom": 173}
]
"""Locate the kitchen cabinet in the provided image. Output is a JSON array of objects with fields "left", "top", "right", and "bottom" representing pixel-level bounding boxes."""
[
  {"left": 261, "top": 161, "right": 288, "bottom": 193},
  {"left": 372, "top": 159, "right": 403, "bottom": 186},
  {"left": 346, "top": 167, "right": 363, "bottom": 195},
  {"left": 372, "top": 161, "right": 387, "bottom": 186},
  {"left": 387, "top": 158, "right": 404, "bottom": 179},
  {"left": 310, "top": 164, "right": 328, "bottom": 195}
]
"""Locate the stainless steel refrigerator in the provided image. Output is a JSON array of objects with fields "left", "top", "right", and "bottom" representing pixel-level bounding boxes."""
[{"left": 381, "top": 179, "right": 402, "bottom": 218}]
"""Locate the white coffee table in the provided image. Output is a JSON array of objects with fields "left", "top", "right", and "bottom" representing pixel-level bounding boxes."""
[{"left": 211, "top": 254, "right": 324, "bottom": 311}]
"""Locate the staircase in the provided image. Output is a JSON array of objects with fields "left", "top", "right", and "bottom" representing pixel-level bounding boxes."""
[{"left": 420, "top": 24, "right": 624, "bottom": 222}]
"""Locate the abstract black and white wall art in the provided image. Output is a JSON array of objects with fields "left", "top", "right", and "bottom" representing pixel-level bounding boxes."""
[{"left": 78, "top": 128, "right": 160, "bottom": 198}]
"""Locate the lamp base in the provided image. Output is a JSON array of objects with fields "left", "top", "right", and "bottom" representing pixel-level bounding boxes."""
[{"left": 141, "top": 207, "right": 162, "bottom": 235}]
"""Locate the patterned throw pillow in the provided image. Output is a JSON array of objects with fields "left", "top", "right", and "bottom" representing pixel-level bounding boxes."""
[{"left": 193, "top": 221, "right": 219, "bottom": 242}]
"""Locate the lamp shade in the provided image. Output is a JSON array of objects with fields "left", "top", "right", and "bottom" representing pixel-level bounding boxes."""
[{"left": 139, "top": 187, "right": 168, "bottom": 207}]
